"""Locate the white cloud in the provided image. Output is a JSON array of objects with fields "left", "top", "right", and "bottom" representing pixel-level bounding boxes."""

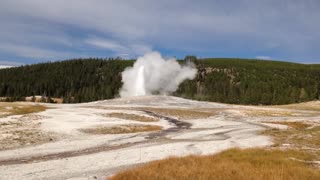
[
  {"left": 3, "top": 0, "right": 317, "bottom": 42},
  {"left": 0, "top": 65, "right": 14, "bottom": 69},
  {"left": 0, "top": 20, "right": 72, "bottom": 47},
  {"left": 85, "top": 37, "right": 152, "bottom": 57},
  {"left": 256, "top": 56, "right": 272, "bottom": 60},
  {"left": 0, "top": 43, "right": 76, "bottom": 59},
  {"left": 85, "top": 38, "right": 127, "bottom": 52},
  {"left": 0, "top": 60, "right": 23, "bottom": 69},
  {"left": 0, "top": 61, "right": 23, "bottom": 67}
]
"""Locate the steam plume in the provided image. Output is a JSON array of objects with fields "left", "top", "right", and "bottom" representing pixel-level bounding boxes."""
[{"left": 120, "top": 51, "right": 197, "bottom": 97}]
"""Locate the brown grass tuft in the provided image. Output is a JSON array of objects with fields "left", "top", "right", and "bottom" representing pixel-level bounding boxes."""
[
  {"left": 110, "top": 148, "right": 320, "bottom": 180},
  {"left": 244, "top": 109, "right": 294, "bottom": 117},
  {"left": 80, "top": 124, "right": 162, "bottom": 134},
  {"left": 261, "top": 121, "right": 310, "bottom": 130},
  {"left": 106, "top": 113, "right": 158, "bottom": 122},
  {"left": 0, "top": 102, "right": 46, "bottom": 118},
  {"left": 139, "top": 107, "right": 214, "bottom": 120},
  {"left": 275, "top": 101, "right": 320, "bottom": 111}
]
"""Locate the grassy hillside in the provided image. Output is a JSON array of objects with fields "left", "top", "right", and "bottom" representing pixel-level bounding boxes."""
[{"left": 0, "top": 58, "right": 319, "bottom": 104}]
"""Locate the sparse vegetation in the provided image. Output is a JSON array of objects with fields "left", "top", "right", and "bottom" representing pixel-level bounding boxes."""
[
  {"left": 106, "top": 113, "right": 158, "bottom": 122},
  {"left": 0, "top": 129, "right": 54, "bottom": 150},
  {"left": 110, "top": 148, "right": 320, "bottom": 180},
  {"left": 80, "top": 125, "right": 162, "bottom": 134},
  {"left": 262, "top": 121, "right": 310, "bottom": 130},
  {"left": 140, "top": 107, "right": 214, "bottom": 120},
  {"left": 263, "top": 122, "right": 320, "bottom": 154},
  {"left": 0, "top": 104, "right": 52, "bottom": 150},
  {"left": 275, "top": 101, "right": 320, "bottom": 111},
  {"left": 243, "top": 109, "right": 295, "bottom": 117},
  {"left": 0, "top": 114, "right": 54, "bottom": 150},
  {"left": 0, "top": 102, "right": 46, "bottom": 118}
]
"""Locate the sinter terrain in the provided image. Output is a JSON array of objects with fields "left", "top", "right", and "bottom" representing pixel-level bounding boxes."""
[{"left": 0, "top": 96, "right": 319, "bottom": 179}]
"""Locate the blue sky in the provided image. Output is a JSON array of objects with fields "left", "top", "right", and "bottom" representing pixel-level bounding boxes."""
[{"left": 0, "top": 0, "right": 319, "bottom": 65}]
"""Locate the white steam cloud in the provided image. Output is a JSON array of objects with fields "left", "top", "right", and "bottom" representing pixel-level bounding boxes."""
[{"left": 120, "top": 51, "right": 197, "bottom": 97}]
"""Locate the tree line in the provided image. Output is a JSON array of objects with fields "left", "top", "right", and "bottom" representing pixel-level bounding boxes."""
[{"left": 0, "top": 57, "right": 319, "bottom": 105}]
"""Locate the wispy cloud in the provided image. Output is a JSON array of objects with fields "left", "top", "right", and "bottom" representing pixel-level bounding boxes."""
[
  {"left": 0, "top": 60, "right": 23, "bottom": 66},
  {"left": 85, "top": 37, "right": 152, "bottom": 57},
  {"left": 256, "top": 56, "right": 272, "bottom": 60},
  {"left": 85, "top": 38, "right": 127, "bottom": 52},
  {"left": 0, "top": 43, "right": 77, "bottom": 59}
]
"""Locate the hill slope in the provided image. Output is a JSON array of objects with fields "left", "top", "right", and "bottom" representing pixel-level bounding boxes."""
[
  {"left": 0, "top": 58, "right": 319, "bottom": 104},
  {"left": 176, "top": 58, "right": 320, "bottom": 104}
]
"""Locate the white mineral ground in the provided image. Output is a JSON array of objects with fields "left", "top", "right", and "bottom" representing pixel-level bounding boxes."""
[{"left": 0, "top": 96, "right": 319, "bottom": 180}]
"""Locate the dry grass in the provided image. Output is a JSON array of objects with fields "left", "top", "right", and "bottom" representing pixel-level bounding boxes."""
[
  {"left": 275, "top": 101, "right": 320, "bottom": 111},
  {"left": 105, "top": 113, "right": 158, "bottom": 122},
  {"left": 51, "top": 98, "right": 63, "bottom": 104},
  {"left": 110, "top": 148, "right": 320, "bottom": 180},
  {"left": 243, "top": 109, "right": 295, "bottom": 117},
  {"left": 87, "top": 106, "right": 216, "bottom": 120},
  {"left": 261, "top": 121, "right": 310, "bottom": 129},
  {"left": 263, "top": 122, "right": 320, "bottom": 152},
  {"left": 139, "top": 107, "right": 215, "bottom": 120},
  {"left": 0, "top": 102, "right": 46, "bottom": 118},
  {"left": 81, "top": 124, "right": 162, "bottom": 134},
  {"left": 110, "top": 120, "right": 320, "bottom": 180}
]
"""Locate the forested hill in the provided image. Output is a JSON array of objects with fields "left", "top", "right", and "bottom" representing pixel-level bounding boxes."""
[
  {"left": 0, "top": 57, "right": 319, "bottom": 105},
  {"left": 0, "top": 59, "right": 134, "bottom": 103},
  {"left": 176, "top": 58, "right": 320, "bottom": 105}
]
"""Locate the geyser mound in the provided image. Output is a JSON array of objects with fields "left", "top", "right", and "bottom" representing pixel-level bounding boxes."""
[{"left": 120, "top": 52, "right": 197, "bottom": 97}]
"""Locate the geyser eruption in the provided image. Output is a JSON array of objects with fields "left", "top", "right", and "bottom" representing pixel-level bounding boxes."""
[
  {"left": 120, "top": 51, "right": 197, "bottom": 97},
  {"left": 135, "top": 66, "right": 146, "bottom": 96}
]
